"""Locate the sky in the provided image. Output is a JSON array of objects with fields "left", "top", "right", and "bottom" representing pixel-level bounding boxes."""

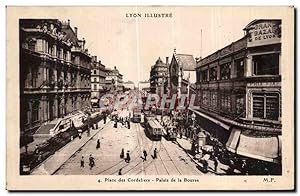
[{"left": 15, "top": 6, "right": 285, "bottom": 85}]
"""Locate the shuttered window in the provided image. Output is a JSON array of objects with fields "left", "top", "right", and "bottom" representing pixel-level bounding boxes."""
[{"left": 253, "top": 93, "right": 279, "bottom": 120}]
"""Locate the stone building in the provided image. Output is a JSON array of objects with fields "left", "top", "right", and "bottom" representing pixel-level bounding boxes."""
[
  {"left": 194, "top": 19, "right": 282, "bottom": 170},
  {"left": 20, "top": 19, "right": 91, "bottom": 143},
  {"left": 168, "top": 51, "right": 197, "bottom": 98},
  {"left": 150, "top": 57, "right": 169, "bottom": 96},
  {"left": 105, "top": 66, "right": 124, "bottom": 92},
  {"left": 91, "top": 56, "right": 107, "bottom": 99}
]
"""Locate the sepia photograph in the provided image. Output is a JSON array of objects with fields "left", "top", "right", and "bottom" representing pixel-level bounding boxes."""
[{"left": 6, "top": 6, "right": 294, "bottom": 191}]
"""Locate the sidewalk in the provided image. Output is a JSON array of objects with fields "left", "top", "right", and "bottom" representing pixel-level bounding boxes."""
[
  {"left": 31, "top": 119, "right": 109, "bottom": 175},
  {"left": 21, "top": 112, "right": 86, "bottom": 154},
  {"left": 176, "top": 137, "right": 231, "bottom": 175}
]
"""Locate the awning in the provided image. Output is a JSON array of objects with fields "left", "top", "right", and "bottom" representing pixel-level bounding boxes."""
[
  {"left": 226, "top": 127, "right": 241, "bottom": 153},
  {"left": 189, "top": 108, "right": 231, "bottom": 130},
  {"left": 226, "top": 128, "right": 281, "bottom": 163}
]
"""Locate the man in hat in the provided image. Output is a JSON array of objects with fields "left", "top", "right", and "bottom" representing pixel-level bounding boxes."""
[
  {"left": 125, "top": 150, "right": 131, "bottom": 163},
  {"left": 153, "top": 148, "right": 158, "bottom": 159},
  {"left": 80, "top": 156, "right": 85, "bottom": 168},
  {"left": 143, "top": 150, "right": 147, "bottom": 161},
  {"left": 89, "top": 154, "right": 95, "bottom": 169}
]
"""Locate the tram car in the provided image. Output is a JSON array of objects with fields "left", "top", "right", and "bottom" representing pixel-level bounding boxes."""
[
  {"left": 132, "top": 109, "right": 142, "bottom": 123},
  {"left": 166, "top": 125, "right": 177, "bottom": 141},
  {"left": 144, "top": 116, "right": 164, "bottom": 140}
]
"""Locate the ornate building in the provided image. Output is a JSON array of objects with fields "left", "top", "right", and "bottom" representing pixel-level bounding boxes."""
[
  {"left": 168, "top": 52, "right": 196, "bottom": 98},
  {"left": 20, "top": 19, "right": 91, "bottom": 144},
  {"left": 91, "top": 56, "right": 107, "bottom": 99},
  {"left": 194, "top": 19, "right": 282, "bottom": 171},
  {"left": 105, "top": 66, "right": 124, "bottom": 92},
  {"left": 150, "top": 57, "right": 169, "bottom": 96}
]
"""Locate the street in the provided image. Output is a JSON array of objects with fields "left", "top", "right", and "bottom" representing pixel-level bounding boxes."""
[{"left": 54, "top": 110, "right": 205, "bottom": 175}]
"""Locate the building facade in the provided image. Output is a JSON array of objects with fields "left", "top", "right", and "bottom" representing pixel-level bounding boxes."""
[
  {"left": 169, "top": 52, "right": 196, "bottom": 98},
  {"left": 150, "top": 57, "right": 169, "bottom": 96},
  {"left": 194, "top": 19, "right": 282, "bottom": 168},
  {"left": 138, "top": 80, "right": 151, "bottom": 92},
  {"left": 105, "top": 66, "right": 124, "bottom": 92},
  {"left": 123, "top": 81, "right": 135, "bottom": 90},
  {"left": 91, "top": 56, "right": 107, "bottom": 99},
  {"left": 20, "top": 19, "right": 91, "bottom": 142}
]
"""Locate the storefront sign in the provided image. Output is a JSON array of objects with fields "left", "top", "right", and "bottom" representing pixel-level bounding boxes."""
[
  {"left": 252, "top": 22, "right": 279, "bottom": 41},
  {"left": 245, "top": 20, "right": 281, "bottom": 47}
]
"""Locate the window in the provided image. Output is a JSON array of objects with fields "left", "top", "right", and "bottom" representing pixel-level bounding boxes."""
[
  {"left": 220, "top": 91, "right": 231, "bottom": 111},
  {"left": 24, "top": 103, "right": 30, "bottom": 125},
  {"left": 94, "top": 78, "right": 97, "bottom": 82},
  {"left": 220, "top": 63, "right": 231, "bottom": 80},
  {"left": 28, "top": 41, "right": 36, "bottom": 51},
  {"left": 253, "top": 53, "right": 279, "bottom": 75},
  {"left": 94, "top": 70, "right": 97, "bottom": 75},
  {"left": 32, "top": 68, "right": 38, "bottom": 88},
  {"left": 202, "top": 91, "right": 210, "bottom": 106},
  {"left": 209, "top": 67, "right": 218, "bottom": 81},
  {"left": 94, "top": 84, "right": 97, "bottom": 90},
  {"left": 32, "top": 101, "right": 39, "bottom": 122},
  {"left": 200, "top": 69, "right": 208, "bottom": 82},
  {"left": 210, "top": 91, "right": 217, "bottom": 108},
  {"left": 236, "top": 94, "right": 245, "bottom": 117},
  {"left": 236, "top": 59, "right": 245, "bottom": 78},
  {"left": 253, "top": 93, "right": 279, "bottom": 120}
]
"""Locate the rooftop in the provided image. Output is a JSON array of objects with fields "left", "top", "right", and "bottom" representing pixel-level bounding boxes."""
[{"left": 174, "top": 53, "right": 196, "bottom": 71}]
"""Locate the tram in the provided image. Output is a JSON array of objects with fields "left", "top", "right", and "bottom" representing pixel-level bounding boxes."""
[
  {"left": 144, "top": 116, "right": 163, "bottom": 140},
  {"left": 132, "top": 108, "right": 142, "bottom": 123}
]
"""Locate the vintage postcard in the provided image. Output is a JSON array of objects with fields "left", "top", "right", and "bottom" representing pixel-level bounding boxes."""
[{"left": 6, "top": 6, "right": 294, "bottom": 191}]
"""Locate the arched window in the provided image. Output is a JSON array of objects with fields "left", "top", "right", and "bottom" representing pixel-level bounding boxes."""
[{"left": 32, "top": 101, "right": 40, "bottom": 122}]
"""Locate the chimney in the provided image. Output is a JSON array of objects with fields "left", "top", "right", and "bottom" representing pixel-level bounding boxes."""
[
  {"left": 114, "top": 66, "right": 117, "bottom": 70},
  {"left": 68, "top": 19, "right": 70, "bottom": 25},
  {"left": 74, "top": 27, "right": 78, "bottom": 37},
  {"left": 99, "top": 60, "right": 101, "bottom": 65},
  {"left": 92, "top": 56, "right": 97, "bottom": 62},
  {"left": 166, "top": 57, "right": 169, "bottom": 65},
  {"left": 174, "top": 48, "right": 176, "bottom": 54}
]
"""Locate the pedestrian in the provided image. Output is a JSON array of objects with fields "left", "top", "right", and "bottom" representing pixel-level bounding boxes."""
[
  {"left": 203, "top": 159, "right": 208, "bottom": 173},
  {"left": 153, "top": 148, "right": 158, "bottom": 159},
  {"left": 128, "top": 119, "right": 131, "bottom": 129},
  {"left": 241, "top": 160, "right": 248, "bottom": 175},
  {"left": 228, "top": 159, "right": 235, "bottom": 174},
  {"left": 214, "top": 156, "right": 219, "bottom": 173},
  {"left": 87, "top": 128, "right": 90, "bottom": 137},
  {"left": 34, "top": 144, "right": 39, "bottom": 154},
  {"left": 96, "top": 139, "right": 100, "bottom": 149},
  {"left": 125, "top": 150, "right": 131, "bottom": 163},
  {"left": 80, "top": 156, "right": 84, "bottom": 168},
  {"left": 89, "top": 154, "right": 95, "bottom": 169},
  {"left": 37, "top": 152, "right": 42, "bottom": 162},
  {"left": 143, "top": 150, "right": 147, "bottom": 161},
  {"left": 103, "top": 113, "right": 107, "bottom": 124},
  {"left": 120, "top": 148, "right": 125, "bottom": 159},
  {"left": 118, "top": 168, "right": 122, "bottom": 175}
]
